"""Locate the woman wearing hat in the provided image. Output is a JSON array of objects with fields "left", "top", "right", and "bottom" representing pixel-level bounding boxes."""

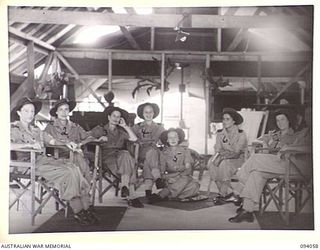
[
  {"left": 90, "top": 106, "right": 144, "bottom": 208},
  {"left": 208, "top": 108, "right": 248, "bottom": 205},
  {"left": 148, "top": 128, "right": 201, "bottom": 203},
  {"left": 132, "top": 102, "right": 165, "bottom": 198},
  {"left": 10, "top": 97, "right": 97, "bottom": 225},
  {"left": 229, "top": 108, "right": 298, "bottom": 223},
  {"left": 45, "top": 99, "right": 96, "bottom": 184}
]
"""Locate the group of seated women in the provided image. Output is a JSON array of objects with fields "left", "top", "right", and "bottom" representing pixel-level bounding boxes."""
[
  {"left": 207, "top": 106, "right": 312, "bottom": 223},
  {"left": 10, "top": 96, "right": 312, "bottom": 226},
  {"left": 10, "top": 97, "right": 205, "bottom": 225}
]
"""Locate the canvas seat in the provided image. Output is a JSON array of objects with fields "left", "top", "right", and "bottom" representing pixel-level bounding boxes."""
[
  {"left": 10, "top": 148, "right": 67, "bottom": 226},
  {"left": 95, "top": 141, "right": 139, "bottom": 203},
  {"left": 259, "top": 149, "right": 312, "bottom": 225}
]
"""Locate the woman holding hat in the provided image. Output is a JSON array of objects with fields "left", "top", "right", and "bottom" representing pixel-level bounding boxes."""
[
  {"left": 132, "top": 102, "right": 165, "bottom": 198},
  {"left": 148, "top": 128, "right": 201, "bottom": 203},
  {"left": 229, "top": 108, "right": 302, "bottom": 223},
  {"left": 90, "top": 106, "right": 144, "bottom": 208},
  {"left": 10, "top": 97, "right": 97, "bottom": 225},
  {"left": 208, "top": 108, "right": 248, "bottom": 204},
  {"left": 45, "top": 99, "right": 96, "bottom": 184}
]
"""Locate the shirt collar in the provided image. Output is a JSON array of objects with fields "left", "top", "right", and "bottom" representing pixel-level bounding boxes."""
[{"left": 53, "top": 118, "right": 72, "bottom": 128}]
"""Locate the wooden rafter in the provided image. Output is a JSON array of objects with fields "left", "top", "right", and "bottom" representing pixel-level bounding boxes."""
[
  {"left": 224, "top": 7, "right": 238, "bottom": 16},
  {"left": 10, "top": 42, "right": 37, "bottom": 110},
  {"left": 76, "top": 79, "right": 107, "bottom": 99},
  {"left": 10, "top": 53, "right": 45, "bottom": 74},
  {"left": 54, "top": 51, "right": 105, "bottom": 108},
  {"left": 45, "top": 25, "right": 76, "bottom": 44},
  {"left": 9, "top": 24, "right": 47, "bottom": 55},
  {"left": 9, "top": 37, "right": 49, "bottom": 62},
  {"left": 9, "top": 27, "right": 55, "bottom": 51},
  {"left": 227, "top": 8, "right": 262, "bottom": 51},
  {"left": 39, "top": 52, "right": 54, "bottom": 82},
  {"left": 263, "top": 7, "right": 311, "bottom": 47},
  {"left": 262, "top": 62, "right": 311, "bottom": 109},
  {"left": 9, "top": 73, "right": 26, "bottom": 84},
  {"left": 107, "top": 8, "right": 141, "bottom": 50},
  {"left": 8, "top": 8, "right": 311, "bottom": 29},
  {"left": 57, "top": 48, "right": 311, "bottom": 62}
]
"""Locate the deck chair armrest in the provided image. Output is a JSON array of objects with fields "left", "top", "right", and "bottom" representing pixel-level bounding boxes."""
[
  {"left": 10, "top": 148, "right": 43, "bottom": 153},
  {"left": 45, "top": 145, "right": 75, "bottom": 160},
  {"left": 279, "top": 148, "right": 311, "bottom": 156}
]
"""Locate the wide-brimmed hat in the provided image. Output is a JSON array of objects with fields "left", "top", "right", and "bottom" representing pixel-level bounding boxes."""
[
  {"left": 49, "top": 99, "right": 76, "bottom": 117},
  {"left": 160, "top": 127, "right": 185, "bottom": 146},
  {"left": 274, "top": 108, "right": 296, "bottom": 128},
  {"left": 104, "top": 106, "right": 129, "bottom": 122},
  {"left": 222, "top": 108, "right": 244, "bottom": 125},
  {"left": 137, "top": 102, "right": 160, "bottom": 120},
  {"left": 11, "top": 97, "right": 42, "bottom": 121}
]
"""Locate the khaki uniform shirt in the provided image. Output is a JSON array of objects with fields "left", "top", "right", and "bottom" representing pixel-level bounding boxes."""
[
  {"left": 44, "top": 118, "right": 90, "bottom": 144},
  {"left": 214, "top": 125, "right": 247, "bottom": 158},
  {"left": 160, "top": 146, "right": 192, "bottom": 174},
  {"left": 90, "top": 124, "right": 129, "bottom": 149}
]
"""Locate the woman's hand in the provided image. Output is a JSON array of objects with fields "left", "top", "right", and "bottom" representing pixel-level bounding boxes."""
[
  {"left": 97, "top": 136, "right": 108, "bottom": 142},
  {"left": 66, "top": 141, "right": 78, "bottom": 151},
  {"left": 118, "top": 117, "right": 127, "bottom": 128},
  {"left": 30, "top": 142, "right": 42, "bottom": 150}
]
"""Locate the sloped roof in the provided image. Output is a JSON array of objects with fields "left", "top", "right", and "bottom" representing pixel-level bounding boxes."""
[{"left": 8, "top": 5, "right": 313, "bottom": 108}]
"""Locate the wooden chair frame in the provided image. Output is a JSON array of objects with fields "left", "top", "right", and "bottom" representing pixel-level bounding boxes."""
[
  {"left": 10, "top": 148, "right": 66, "bottom": 226},
  {"left": 259, "top": 149, "right": 312, "bottom": 225}
]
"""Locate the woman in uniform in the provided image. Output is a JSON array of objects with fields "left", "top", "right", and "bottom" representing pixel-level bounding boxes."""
[
  {"left": 132, "top": 102, "right": 165, "bottom": 198},
  {"left": 229, "top": 108, "right": 300, "bottom": 223},
  {"left": 90, "top": 106, "right": 144, "bottom": 208},
  {"left": 208, "top": 108, "right": 248, "bottom": 205},
  {"left": 45, "top": 99, "right": 95, "bottom": 183},
  {"left": 148, "top": 128, "right": 201, "bottom": 203},
  {"left": 10, "top": 97, "right": 97, "bottom": 225}
]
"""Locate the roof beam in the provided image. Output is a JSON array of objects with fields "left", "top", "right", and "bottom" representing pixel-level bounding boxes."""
[
  {"left": 9, "top": 37, "right": 49, "bottom": 60},
  {"left": 57, "top": 48, "right": 311, "bottom": 62},
  {"left": 54, "top": 51, "right": 105, "bottom": 108},
  {"left": 227, "top": 8, "right": 262, "bottom": 51},
  {"left": 106, "top": 8, "right": 141, "bottom": 50},
  {"left": 78, "top": 75, "right": 304, "bottom": 84},
  {"left": 262, "top": 62, "right": 311, "bottom": 108},
  {"left": 9, "top": 27, "right": 56, "bottom": 51},
  {"left": 224, "top": 7, "right": 239, "bottom": 16},
  {"left": 263, "top": 7, "right": 311, "bottom": 46},
  {"left": 9, "top": 9, "right": 310, "bottom": 29},
  {"left": 9, "top": 73, "right": 27, "bottom": 84}
]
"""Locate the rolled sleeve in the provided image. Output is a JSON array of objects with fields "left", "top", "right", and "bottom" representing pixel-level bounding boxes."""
[{"left": 90, "top": 126, "right": 104, "bottom": 139}]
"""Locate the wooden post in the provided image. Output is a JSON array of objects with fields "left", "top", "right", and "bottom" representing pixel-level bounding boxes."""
[
  {"left": 30, "top": 151, "right": 36, "bottom": 225},
  {"left": 298, "top": 81, "right": 306, "bottom": 105},
  {"left": 55, "top": 51, "right": 105, "bottom": 108},
  {"left": 160, "top": 53, "right": 165, "bottom": 123},
  {"left": 150, "top": 27, "right": 155, "bottom": 50},
  {"left": 204, "top": 54, "right": 211, "bottom": 154},
  {"left": 39, "top": 52, "right": 54, "bottom": 83},
  {"left": 108, "top": 51, "right": 112, "bottom": 91},
  {"left": 217, "top": 8, "right": 221, "bottom": 52},
  {"left": 27, "top": 41, "right": 35, "bottom": 94},
  {"left": 257, "top": 55, "right": 262, "bottom": 105}
]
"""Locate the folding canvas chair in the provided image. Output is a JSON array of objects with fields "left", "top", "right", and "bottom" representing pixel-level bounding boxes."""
[
  {"left": 84, "top": 142, "right": 119, "bottom": 203},
  {"left": 189, "top": 149, "right": 211, "bottom": 181},
  {"left": 10, "top": 148, "right": 67, "bottom": 225},
  {"left": 259, "top": 149, "right": 312, "bottom": 225},
  {"left": 96, "top": 141, "right": 141, "bottom": 203},
  {"left": 47, "top": 145, "right": 98, "bottom": 207}
]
